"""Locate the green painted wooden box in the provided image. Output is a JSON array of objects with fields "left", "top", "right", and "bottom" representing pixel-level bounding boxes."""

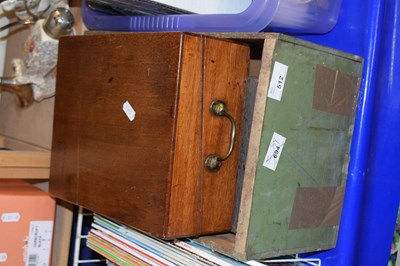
[{"left": 195, "top": 33, "right": 363, "bottom": 260}]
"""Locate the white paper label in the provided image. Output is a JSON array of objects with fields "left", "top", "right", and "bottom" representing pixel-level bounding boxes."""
[
  {"left": 123, "top": 101, "right": 136, "bottom": 121},
  {"left": 26, "top": 221, "right": 53, "bottom": 266},
  {"left": 267, "top": 61, "right": 288, "bottom": 101},
  {"left": 263, "top": 132, "right": 286, "bottom": 171},
  {"left": 1, "top": 212, "right": 20, "bottom": 223},
  {"left": 0, "top": 253, "right": 7, "bottom": 262}
]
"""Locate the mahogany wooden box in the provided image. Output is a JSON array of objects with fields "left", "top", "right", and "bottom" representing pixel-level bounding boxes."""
[{"left": 49, "top": 32, "right": 249, "bottom": 239}]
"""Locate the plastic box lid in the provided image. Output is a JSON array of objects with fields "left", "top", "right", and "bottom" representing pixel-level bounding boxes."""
[{"left": 81, "top": 0, "right": 343, "bottom": 34}]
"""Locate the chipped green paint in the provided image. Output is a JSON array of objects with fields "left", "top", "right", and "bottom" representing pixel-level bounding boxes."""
[{"left": 244, "top": 37, "right": 363, "bottom": 259}]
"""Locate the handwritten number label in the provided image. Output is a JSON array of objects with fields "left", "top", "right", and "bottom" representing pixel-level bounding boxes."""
[
  {"left": 263, "top": 132, "right": 286, "bottom": 171},
  {"left": 268, "top": 62, "right": 288, "bottom": 101},
  {"left": 277, "top": 75, "right": 284, "bottom": 89}
]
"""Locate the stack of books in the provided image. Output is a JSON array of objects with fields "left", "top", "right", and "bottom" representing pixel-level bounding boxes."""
[{"left": 87, "top": 215, "right": 254, "bottom": 266}]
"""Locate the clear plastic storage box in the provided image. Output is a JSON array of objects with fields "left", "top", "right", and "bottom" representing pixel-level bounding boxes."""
[{"left": 81, "top": 0, "right": 343, "bottom": 34}]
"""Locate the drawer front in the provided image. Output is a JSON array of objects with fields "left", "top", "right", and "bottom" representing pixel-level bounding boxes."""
[{"left": 200, "top": 37, "right": 249, "bottom": 234}]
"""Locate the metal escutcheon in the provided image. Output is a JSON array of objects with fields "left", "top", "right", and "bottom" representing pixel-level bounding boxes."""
[{"left": 205, "top": 100, "right": 236, "bottom": 172}]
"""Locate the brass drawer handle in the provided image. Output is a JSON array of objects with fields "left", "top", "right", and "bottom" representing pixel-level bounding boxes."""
[{"left": 205, "top": 100, "right": 236, "bottom": 171}]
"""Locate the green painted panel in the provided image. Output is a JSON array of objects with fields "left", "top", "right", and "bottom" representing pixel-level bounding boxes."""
[{"left": 245, "top": 38, "right": 363, "bottom": 259}]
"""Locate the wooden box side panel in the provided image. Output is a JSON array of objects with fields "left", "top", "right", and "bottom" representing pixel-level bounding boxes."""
[
  {"left": 50, "top": 33, "right": 183, "bottom": 237},
  {"left": 166, "top": 34, "right": 203, "bottom": 238},
  {"left": 49, "top": 35, "right": 81, "bottom": 203},
  {"left": 233, "top": 37, "right": 278, "bottom": 258}
]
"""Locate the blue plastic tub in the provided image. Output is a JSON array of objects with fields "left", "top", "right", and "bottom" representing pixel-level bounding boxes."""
[
  {"left": 81, "top": 0, "right": 343, "bottom": 33},
  {"left": 298, "top": 0, "right": 400, "bottom": 264}
]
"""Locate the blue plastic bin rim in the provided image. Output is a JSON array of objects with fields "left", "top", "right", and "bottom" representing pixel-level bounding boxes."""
[{"left": 81, "top": 0, "right": 280, "bottom": 32}]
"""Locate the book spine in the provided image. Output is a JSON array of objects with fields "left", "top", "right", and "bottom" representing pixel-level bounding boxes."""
[{"left": 174, "top": 241, "right": 237, "bottom": 266}]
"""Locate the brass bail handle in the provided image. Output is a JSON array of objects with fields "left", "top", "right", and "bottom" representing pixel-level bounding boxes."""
[{"left": 205, "top": 100, "right": 236, "bottom": 171}]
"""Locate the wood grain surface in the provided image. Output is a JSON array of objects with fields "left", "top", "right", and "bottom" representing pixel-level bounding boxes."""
[
  {"left": 166, "top": 34, "right": 203, "bottom": 238},
  {"left": 51, "top": 33, "right": 182, "bottom": 237},
  {"left": 50, "top": 32, "right": 249, "bottom": 239},
  {"left": 200, "top": 37, "right": 249, "bottom": 234}
]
